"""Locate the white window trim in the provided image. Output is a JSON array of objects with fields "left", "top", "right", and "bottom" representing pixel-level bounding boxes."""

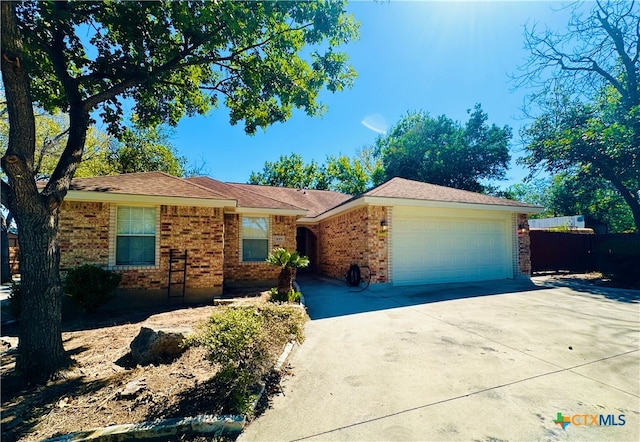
[
  {"left": 240, "top": 214, "right": 271, "bottom": 264},
  {"left": 108, "top": 204, "right": 160, "bottom": 269}
]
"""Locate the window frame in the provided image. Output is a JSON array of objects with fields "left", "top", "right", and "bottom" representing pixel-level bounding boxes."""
[
  {"left": 110, "top": 205, "right": 159, "bottom": 268},
  {"left": 241, "top": 215, "right": 270, "bottom": 263}
]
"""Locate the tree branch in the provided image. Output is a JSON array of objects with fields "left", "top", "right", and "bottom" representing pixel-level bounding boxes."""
[
  {"left": 81, "top": 21, "right": 314, "bottom": 113},
  {"left": 33, "top": 127, "right": 70, "bottom": 177},
  {"left": 596, "top": 5, "right": 639, "bottom": 109}
]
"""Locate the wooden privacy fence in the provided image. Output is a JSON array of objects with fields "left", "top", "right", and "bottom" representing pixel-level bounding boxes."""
[{"left": 530, "top": 231, "right": 640, "bottom": 275}]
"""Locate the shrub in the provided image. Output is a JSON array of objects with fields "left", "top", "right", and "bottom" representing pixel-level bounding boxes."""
[
  {"left": 268, "top": 287, "right": 285, "bottom": 303},
  {"left": 63, "top": 264, "right": 122, "bottom": 312},
  {"left": 186, "top": 304, "right": 307, "bottom": 414},
  {"left": 7, "top": 281, "right": 21, "bottom": 319},
  {"left": 287, "top": 289, "right": 301, "bottom": 303},
  {"left": 268, "top": 287, "right": 302, "bottom": 304}
]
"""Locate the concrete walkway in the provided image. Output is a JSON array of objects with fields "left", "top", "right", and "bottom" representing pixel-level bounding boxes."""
[{"left": 240, "top": 277, "right": 640, "bottom": 441}]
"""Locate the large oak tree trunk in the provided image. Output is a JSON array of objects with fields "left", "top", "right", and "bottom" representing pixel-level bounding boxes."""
[
  {"left": 15, "top": 207, "right": 69, "bottom": 378},
  {"left": 2, "top": 1, "right": 70, "bottom": 380}
]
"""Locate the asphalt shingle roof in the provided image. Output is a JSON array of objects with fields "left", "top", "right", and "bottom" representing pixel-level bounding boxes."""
[
  {"left": 363, "top": 177, "right": 540, "bottom": 209},
  {"left": 65, "top": 173, "right": 538, "bottom": 215},
  {"left": 68, "top": 172, "right": 231, "bottom": 200},
  {"left": 186, "top": 177, "right": 305, "bottom": 211},
  {"left": 228, "top": 183, "right": 352, "bottom": 218}
]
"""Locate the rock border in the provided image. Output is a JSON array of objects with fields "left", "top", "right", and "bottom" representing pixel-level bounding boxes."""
[{"left": 45, "top": 415, "right": 245, "bottom": 441}]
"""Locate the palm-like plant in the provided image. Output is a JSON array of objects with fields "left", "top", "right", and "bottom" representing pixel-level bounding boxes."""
[{"left": 265, "top": 248, "right": 310, "bottom": 298}]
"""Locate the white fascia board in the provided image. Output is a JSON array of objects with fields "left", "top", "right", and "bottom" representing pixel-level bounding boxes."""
[
  {"left": 363, "top": 196, "right": 544, "bottom": 214},
  {"left": 296, "top": 218, "right": 319, "bottom": 225},
  {"left": 65, "top": 190, "right": 236, "bottom": 208},
  {"left": 232, "top": 206, "right": 308, "bottom": 217}
]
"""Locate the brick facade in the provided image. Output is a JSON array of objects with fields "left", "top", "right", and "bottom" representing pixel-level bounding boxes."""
[
  {"left": 8, "top": 246, "right": 19, "bottom": 275},
  {"left": 516, "top": 213, "right": 532, "bottom": 276},
  {"left": 317, "top": 206, "right": 389, "bottom": 283},
  {"left": 57, "top": 197, "right": 533, "bottom": 298},
  {"left": 59, "top": 201, "right": 110, "bottom": 268},
  {"left": 59, "top": 202, "right": 225, "bottom": 295},
  {"left": 223, "top": 213, "right": 298, "bottom": 286}
]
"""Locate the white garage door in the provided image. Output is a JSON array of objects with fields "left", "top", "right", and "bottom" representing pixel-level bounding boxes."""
[{"left": 392, "top": 207, "right": 512, "bottom": 285}]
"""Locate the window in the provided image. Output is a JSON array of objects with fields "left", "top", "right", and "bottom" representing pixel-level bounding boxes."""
[
  {"left": 242, "top": 216, "right": 269, "bottom": 262},
  {"left": 116, "top": 207, "right": 156, "bottom": 265}
]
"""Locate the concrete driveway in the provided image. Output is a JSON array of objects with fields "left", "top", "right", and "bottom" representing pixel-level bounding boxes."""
[{"left": 240, "top": 277, "right": 640, "bottom": 441}]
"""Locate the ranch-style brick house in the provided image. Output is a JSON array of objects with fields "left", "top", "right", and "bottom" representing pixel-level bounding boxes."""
[{"left": 57, "top": 171, "right": 541, "bottom": 303}]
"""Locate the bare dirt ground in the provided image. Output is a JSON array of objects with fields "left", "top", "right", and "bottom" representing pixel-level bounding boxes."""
[{"left": 1, "top": 292, "right": 273, "bottom": 442}]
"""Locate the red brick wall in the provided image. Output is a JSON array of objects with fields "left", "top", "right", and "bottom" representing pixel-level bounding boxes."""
[
  {"left": 223, "top": 214, "right": 298, "bottom": 285},
  {"left": 318, "top": 206, "right": 389, "bottom": 283},
  {"left": 58, "top": 202, "right": 224, "bottom": 293},
  {"left": 59, "top": 201, "right": 110, "bottom": 268},
  {"left": 516, "top": 213, "right": 532, "bottom": 276},
  {"left": 8, "top": 246, "right": 19, "bottom": 275},
  {"left": 117, "top": 205, "right": 224, "bottom": 290}
]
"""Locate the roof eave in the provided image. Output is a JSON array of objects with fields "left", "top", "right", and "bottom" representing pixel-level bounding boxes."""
[
  {"left": 364, "top": 196, "right": 544, "bottom": 213},
  {"left": 230, "top": 206, "right": 308, "bottom": 217},
  {"left": 301, "top": 197, "right": 368, "bottom": 222},
  {"left": 65, "top": 190, "right": 236, "bottom": 208},
  {"left": 306, "top": 195, "right": 542, "bottom": 222}
]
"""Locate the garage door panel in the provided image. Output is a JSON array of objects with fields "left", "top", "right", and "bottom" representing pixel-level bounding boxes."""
[{"left": 392, "top": 213, "right": 511, "bottom": 285}]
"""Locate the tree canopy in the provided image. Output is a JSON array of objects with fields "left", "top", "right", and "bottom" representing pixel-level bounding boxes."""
[
  {"left": 1, "top": 108, "right": 189, "bottom": 179},
  {"left": 1, "top": 0, "right": 358, "bottom": 380},
  {"left": 502, "top": 173, "right": 634, "bottom": 233},
  {"left": 0, "top": 107, "right": 112, "bottom": 179},
  {"left": 325, "top": 147, "right": 384, "bottom": 194},
  {"left": 517, "top": 0, "right": 639, "bottom": 230},
  {"left": 106, "top": 119, "right": 187, "bottom": 177},
  {"left": 248, "top": 148, "right": 383, "bottom": 195},
  {"left": 374, "top": 104, "right": 511, "bottom": 193},
  {"left": 249, "top": 153, "right": 331, "bottom": 190}
]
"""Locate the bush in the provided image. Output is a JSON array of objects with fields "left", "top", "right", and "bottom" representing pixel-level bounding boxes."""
[
  {"left": 7, "top": 281, "right": 21, "bottom": 319},
  {"left": 186, "top": 304, "right": 306, "bottom": 414},
  {"left": 268, "top": 287, "right": 302, "bottom": 303},
  {"left": 63, "top": 264, "right": 122, "bottom": 312},
  {"left": 287, "top": 289, "right": 301, "bottom": 303}
]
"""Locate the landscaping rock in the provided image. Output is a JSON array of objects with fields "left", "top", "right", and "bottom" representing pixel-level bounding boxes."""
[
  {"left": 118, "top": 379, "right": 147, "bottom": 399},
  {"left": 129, "top": 326, "right": 191, "bottom": 365}
]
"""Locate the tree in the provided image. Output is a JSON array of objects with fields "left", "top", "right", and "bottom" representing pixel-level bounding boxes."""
[
  {"left": 325, "top": 147, "right": 384, "bottom": 194},
  {"left": 501, "top": 178, "right": 551, "bottom": 212},
  {"left": 502, "top": 173, "right": 634, "bottom": 232},
  {"left": 375, "top": 104, "right": 511, "bottom": 193},
  {"left": 1, "top": 107, "right": 193, "bottom": 179},
  {"left": 249, "top": 148, "right": 384, "bottom": 195},
  {"left": 1, "top": 0, "right": 358, "bottom": 380},
  {"left": 106, "top": 119, "right": 186, "bottom": 177},
  {"left": 517, "top": 1, "right": 640, "bottom": 230},
  {"left": 545, "top": 172, "right": 634, "bottom": 233},
  {"left": 248, "top": 153, "right": 331, "bottom": 189},
  {"left": 1, "top": 105, "right": 113, "bottom": 179}
]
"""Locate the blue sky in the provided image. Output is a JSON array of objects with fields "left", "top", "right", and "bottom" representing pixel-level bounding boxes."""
[{"left": 170, "top": 1, "right": 576, "bottom": 188}]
